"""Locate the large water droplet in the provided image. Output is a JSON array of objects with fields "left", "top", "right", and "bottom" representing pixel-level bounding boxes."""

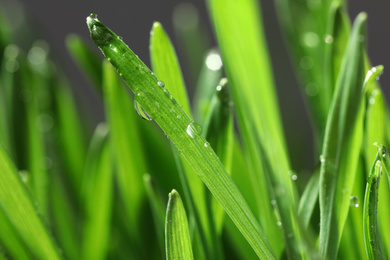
[
  {"left": 320, "top": 154, "right": 325, "bottom": 163},
  {"left": 350, "top": 196, "right": 359, "bottom": 207},
  {"left": 134, "top": 100, "right": 152, "bottom": 121},
  {"left": 291, "top": 174, "right": 298, "bottom": 181},
  {"left": 157, "top": 81, "right": 165, "bottom": 88},
  {"left": 186, "top": 122, "right": 202, "bottom": 138}
]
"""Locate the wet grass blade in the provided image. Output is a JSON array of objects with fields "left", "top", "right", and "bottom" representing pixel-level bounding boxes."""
[
  {"left": 81, "top": 123, "right": 113, "bottom": 260},
  {"left": 0, "top": 143, "right": 62, "bottom": 259},
  {"left": 102, "top": 59, "right": 146, "bottom": 243},
  {"left": 66, "top": 34, "right": 103, "bottom": 92},
  {"left": 150, "top": 21, "right": 220, "bottom": 259},
  {"left": 165, "top": 190, "right": 194, "bottom": 260},
  {"left": 87, "top": 15, "right": 275, "bottom": 259},
  {"left": 363, "top": 157, "right": 383, "bottom": 260},
  {"left": 319, "top": 13, "right": 367, "bottom": 259}
]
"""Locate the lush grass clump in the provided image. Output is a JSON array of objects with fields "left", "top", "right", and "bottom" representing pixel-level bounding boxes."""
[{"left": 0, "top": 1, "right": 389, "bottom": 259}]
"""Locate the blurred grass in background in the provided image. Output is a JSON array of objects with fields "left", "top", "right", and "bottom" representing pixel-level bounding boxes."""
[{"left": 0, "top": 0, "right": 389, "bottom": 259}]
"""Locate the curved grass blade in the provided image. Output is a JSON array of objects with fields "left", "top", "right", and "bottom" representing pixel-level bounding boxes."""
[
  {"left": 319, "top": 13, "right": 367, "bottom": 259},
  {"left": 87, "top": 14, "right": 274, "bottom": 259},
  {"left": 66, "top": 34, "right": 103, "bottom": 92},
  {"left": 150, "top": 21, "right": 221, "bottom": 259},
  {"left": 363, "top": 158, "right": 383, "bottom": 260},
  {"left": 81, "top": 123, "right": 113, "bottom": 260},
  {"left": 298, "top": 166, "right": 320, "bottom": 228},
  {"left": 165, "top": 190, "right": 194, "bottom": 260},
  {"left": 102, "top": 60, "right": 146, "bottom": 243},
  {"left": 0, "top": 143, "right": 62, "bottom": 259}
]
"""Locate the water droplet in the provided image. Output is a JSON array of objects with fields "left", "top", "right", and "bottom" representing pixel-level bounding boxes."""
[
  {"left": 36, "top": 114, "right": 54, "bottom": 132},
  {"left": 157, "top": 81, "right": 165, "bottom": 88},
  {"left": 205, "top": 53, "right": 223, "bottom": 71},
  {"left": 204, "top": 142, "right": 210, "bottom": 148},
  {"left": 277, "top": 221, "right": 282, "bottom": 226},
  {"left": 117, "top": 36, "right": 123, "bottom": 41},
  {"left": 291, "top": 175, "right": 298, "bottom": 181},
  {"left": 300, "top": 56, "right": 313, "bottom": 70},
  {"left": 350, "top": 196, "right": 359, "bottom": 207},
  {"left": 320, "top": 154, "right": 325, "bottom": 163},
  {"left": 305, "top": 83, "right": 319, "bottom": 96},
  {"left": 19, "top": 170, "right": 29, "bottom": 183},
  {"left": 28, "top": 46, "right": 47, "bottom": 65},
  {"left": 164, "top": 89, "right": 171, "bottom": 98},
  {"left": 302, "top": 32, "right": 319, "bottom": 47},
  {"left": 134, "top": 100, "right": 152, "bottom": 120},
  {"left": 216, "top": 85, "right": 222, "bottom": 91},
  {"left": 270, "top": 200, "right": 277, "bottom": 206},
  {"left": 89, "top": 13, "right": 98, "bottom": 20},
  {"left": 324, "top": 35, "right": 334, "bottom": 44},
  {"left": 186, "top": 122, "right": 202, "bottom": 138}
]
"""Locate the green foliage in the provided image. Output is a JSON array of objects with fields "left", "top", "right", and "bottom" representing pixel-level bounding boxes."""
[{"left": 0, "top": 2, "right": 389, "bottom": 260}]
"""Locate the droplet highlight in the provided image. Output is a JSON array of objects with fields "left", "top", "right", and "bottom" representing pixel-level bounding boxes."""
[
  {"left": 134, "top": 100, "right": 152, "bottom": 121},
  {"left": 186, "top": 122, "right": 202, "bottom": 138},
  {"left": 157, "top": 81, "right": 165, "bottom": 88}
]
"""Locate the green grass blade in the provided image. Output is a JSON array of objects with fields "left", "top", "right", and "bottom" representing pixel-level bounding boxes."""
[
  {"left": 319, "top": 13, "right": 367, "bottom": 259},
  {"left": 363, "top": 157, "right": 383, "bottom": 260},
  {"left": 165, "top": 190, "right": 194, "bottom": 260},
  {"left": 208, "top": 0, "right": 310, "bottom": 257},
  {"left": 81, "top": 123, "right": 113, "bottom": 260},
  {"left": 193, "top": 49, "right": 223, "bottom": 122},
  {"left": 150, "top": 22, "right": 190, "bottom": 115},
  {"left": 0, "top": 205, "right": 31, "bottom": 259},
  {"left": 202, "top": 78, "right": 234, "bottom": 234},
  {"left": 66, "top": 34, "right": 103, "bottom": 92},
  {"left": 150, "top": 21, "right": 220, "bottom": 259},
  {"left": 102, "top": 59, "right": 146, "bottom": 242},
  {"left": 0, "top": 143, "right": 62, "bottom": 259},
  {"left": 144, "top": 174, "right": 166, "bottom": 256},
  {"left": 87, "top": 15, "right": 275, "bottom": 259},
  {"left": 298, "top": 166, "right": 320, "bottom": 228}
]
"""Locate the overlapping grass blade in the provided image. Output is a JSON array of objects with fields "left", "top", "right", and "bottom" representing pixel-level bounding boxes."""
[
  {"left": 144, "top": 174, "right": 166, "bottom": 256},
  {"left": 81, "top": 123, "right": 113, "bottom": 260},
  {"left": 150, "top": 21, "right": 220, "bottom": 259},
  {"left": 298, "top": 166, "right": 320, "bottom": 228},
  {"left": 165, "top": 190, "right": 194, "bottom": 260},
  {"left": 208, "top": 0, "right": 312, "bottom": 257},
  {"left": 87, "top": 15, "right": 275, "bottom": 259},
  {"left": 102, "top": 59, "right": 146, "bottom": 244},
  {"left": 0, "top": 143, "right": 62, "bottom": 259},
  {"left": 202, "top": 78, "right": 234, "bottom": 235},
  {"left": 363, "top": 156, "right": 383, "bottom": 260},
  {"left": 319, "top": 13, "right": 367, "bottom": 259}
]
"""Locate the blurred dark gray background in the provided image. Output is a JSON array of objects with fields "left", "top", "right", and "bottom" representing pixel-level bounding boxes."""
[{"left": 3, "top": 0, "right": 389, "bottom": 173}]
